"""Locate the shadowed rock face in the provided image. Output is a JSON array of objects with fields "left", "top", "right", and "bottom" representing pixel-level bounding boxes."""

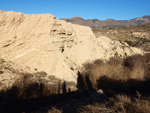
[
  {"left": 0, "top": 10, "right": 143, "bottom": 83},
  {"left": 62, "top": 16, "right": 150, "bottom": 28}
]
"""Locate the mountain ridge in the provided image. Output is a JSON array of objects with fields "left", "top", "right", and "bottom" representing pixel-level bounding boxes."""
[{"left": 61, "top": 15, "right": 150, "bottom": 28}]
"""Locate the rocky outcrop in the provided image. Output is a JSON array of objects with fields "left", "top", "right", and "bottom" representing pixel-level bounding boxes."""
[{"left": 0, "top": 11, "right": 143, "bottom": 84}]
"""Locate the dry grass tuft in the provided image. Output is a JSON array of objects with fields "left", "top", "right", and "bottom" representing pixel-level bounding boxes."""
[{"left": 48, "top": 107, "right": 62, "bottom": 113}]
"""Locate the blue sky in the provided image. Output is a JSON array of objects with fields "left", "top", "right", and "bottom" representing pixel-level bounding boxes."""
[{"left": 0, "top": 0, "right": 150, "bottom": 20}]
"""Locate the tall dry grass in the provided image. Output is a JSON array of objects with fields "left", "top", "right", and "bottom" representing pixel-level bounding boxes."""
[
  {"left": 78, "top": 93, "right": 150, "bottom": 113},
  {"left": 78, "top": 54, "right": 150, "bottom": 93}
]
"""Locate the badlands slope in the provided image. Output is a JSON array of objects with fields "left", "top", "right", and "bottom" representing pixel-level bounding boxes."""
[{"left": 0, "top": 10, "right": 143, "bottom": 83}]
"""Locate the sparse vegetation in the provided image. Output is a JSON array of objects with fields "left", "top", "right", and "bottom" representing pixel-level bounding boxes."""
[
  {"left": 124, "top": 40, "right": 135, "bottom": 46},
  {"left": 78, "top": 94, "right": 150, "bottom": 113},
  {"left": 76, "top": 54, "right": 150, "bottom": 112},
  {"left": 93, "top": 24, "right": 150, "bottom": 51},
  {"left": 1, "top": 74, "right": 58, "bottom": 99},
  {"left": 78, "top": 54, "right": 150, "bottom": 94},
  {"left": 1, "top": 54, "right": 150, "bottom": 113}
]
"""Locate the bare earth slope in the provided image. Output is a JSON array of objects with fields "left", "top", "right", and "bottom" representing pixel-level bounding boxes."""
[{"left": 0, "top": 11, "right": 143, "bottom": 83}]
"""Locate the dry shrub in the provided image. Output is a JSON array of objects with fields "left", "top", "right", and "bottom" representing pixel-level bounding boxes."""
[
  {"left": 124, "top": 54, "right": 148, "bottom": 80},
  {"left": 111, "top": 94, "right": 150, "bottom": 113},
  {"left": 5, "top": 73, "right": 59, "bottom": 99},
  {"left": 48, "top": 107, "right": 62, "bottom": 113},
  {"left": 110, "top": 95, "right": 132, "bottom": 113},
  {"left": 132, "top": 98, "right": 150, "bottom": 113},
  {"left": 3, "top": 72, "right": 70, "bottom": 99},
  {"left": 78, "top": 54, "right": 150, "bottom": 93},
  {"left": 78, "top": 103, "right": 113, "bottom": 113},
  {"left": 77, "top": 71, "right": 97, "bottom": 91},
  {"left": 78, "top": 94, "right": 150, "bottom": 113}
]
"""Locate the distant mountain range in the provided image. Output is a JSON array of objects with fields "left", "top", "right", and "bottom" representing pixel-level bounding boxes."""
[{"left": 61, "top": 16, "right": 150, "bottom": 28}]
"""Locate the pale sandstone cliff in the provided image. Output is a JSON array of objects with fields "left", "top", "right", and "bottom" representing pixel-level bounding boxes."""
[{"left": 0, "top": 11, "right": 143, "bottom": 83}]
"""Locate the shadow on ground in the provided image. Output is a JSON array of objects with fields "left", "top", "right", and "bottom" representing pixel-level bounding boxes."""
[{"left": 1, "top": 73, "right": 150, "bottom": 113}]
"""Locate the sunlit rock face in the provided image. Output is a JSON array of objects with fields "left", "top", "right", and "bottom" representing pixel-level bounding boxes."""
[{"left": 0, "top": 10, "right": 143, "bottom": 83}]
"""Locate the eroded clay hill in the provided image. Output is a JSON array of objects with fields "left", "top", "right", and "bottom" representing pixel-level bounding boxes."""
[{"left": 0, "top": 10, "right": 143, "bottom": 83}]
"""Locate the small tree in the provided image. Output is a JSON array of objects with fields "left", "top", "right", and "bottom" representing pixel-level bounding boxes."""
[
  {"left": 62, "top": 81, "right": 67, "bottom": 94},
  {"left": 58, "top": 80, "right": 61, "bottom": 94},
  {"left": 77, "top": 71, "right": 85, "bottom": 91}
]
